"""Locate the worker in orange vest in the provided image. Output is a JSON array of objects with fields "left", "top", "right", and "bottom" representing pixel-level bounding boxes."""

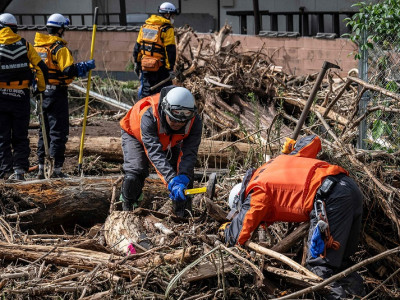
[
  {"left": 221, "top": 135, "right": 365, "bottom": 299},
  {"left": 119, "top": 85, "right": 202, "bottom": 217}
]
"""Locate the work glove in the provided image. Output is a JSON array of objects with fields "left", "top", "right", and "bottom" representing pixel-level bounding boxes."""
[
  {"left": 168, "top": 174, "right": 190, "bottom": 192},
  {"left": 134, "top": 62, "right": 141, "bottom": 76},
  {"left": 309, "top": 224, "right": 325, "bottom": 258},
  {"left": 169, "top": 183, "right": 186, "bottom": 201},
  {"left": 281, "top": 137, "right": 296, "bottom": 154},
  {"left": 218, "top": 222, "right": 231, "bottom": 239},
  {"left": 76, "top": 59, "right": 96, "bottom": 77},
  {"left": 168, "top": 175, "right": 190, "bottom": 202}
]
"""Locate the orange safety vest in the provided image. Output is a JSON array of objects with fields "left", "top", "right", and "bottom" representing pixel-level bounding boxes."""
[
  {"left": 34, "top": 41, "right": 73, "bottom": 86},
  {"left": 245, "top": 155, "right": 348, "bottom": 223},
  {"left": 120, "top": 93, "right": 195, "bottom": 150}
]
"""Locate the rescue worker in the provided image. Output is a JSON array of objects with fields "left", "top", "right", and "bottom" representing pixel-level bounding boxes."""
[
  {"left": 222, "top": 135, "right": 365, "bottom": 299},
  {"left": 34, "top": 13, "right": 96, "bottom": 179},
  {"left": 133, "top": 2, "right": 178, "bottom": 99},
  {"left": 0, "top": 13, "right": 48, "bottom": 181},
  {"left": 119, "top": 85, "right": 202, "bottom": 217}
]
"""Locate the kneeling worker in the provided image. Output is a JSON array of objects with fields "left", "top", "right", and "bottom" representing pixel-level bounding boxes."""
[
  {"left": 119, "top": 86, "right": 202, "bottom": 217},
  {"left": 222, "top": 135, "right": 365, "bottom": 299}
]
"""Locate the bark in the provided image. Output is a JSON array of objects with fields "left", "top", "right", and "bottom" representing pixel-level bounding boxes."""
[
  {"left": 271, "top": 222, "right": 309, "bottom": 253},
  {"left": 29, "top": 136, "right": 254, "bottom": 167},
  {"left": 0, "top": 176, "right": 116, "bottom": 229}
]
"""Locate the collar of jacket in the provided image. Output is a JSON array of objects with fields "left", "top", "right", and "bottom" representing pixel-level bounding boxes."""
[
  {"left": 34, "top": 31, "right": 68, "bottom": 47},
  {"left": 0, "top": 27, "right": 21, "bottom": 44},
  {"left": 146, "top": 14, "right": 172, "bottom": 26}
]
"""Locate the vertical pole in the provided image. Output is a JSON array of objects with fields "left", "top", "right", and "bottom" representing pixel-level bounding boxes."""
[
  {"left": 119, "top": 0, "right": 127, "bottom": 26},
  {"left": 217, "top": 0, "right": 220, "bottom": 30},
  {"left": 78, "top": 7, "right": 98, "bottom": 174},
  {"left": 253, "top": 0, "right": 260, "bottom": 35},
  {"left": 358, "top": 27, "right": 369, "bottom": 149}
]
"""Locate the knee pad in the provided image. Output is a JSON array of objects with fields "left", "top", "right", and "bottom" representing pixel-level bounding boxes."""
[{"left": 121, "top": 174, "right": 144, "bottom": 202}]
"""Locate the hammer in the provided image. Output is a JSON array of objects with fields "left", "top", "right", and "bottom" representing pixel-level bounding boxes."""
[{"left": 184, "top": 172, "right": 217, "bottom": 200}]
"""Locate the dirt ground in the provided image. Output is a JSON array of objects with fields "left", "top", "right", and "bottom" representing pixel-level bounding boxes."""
[{"left": 27, "top": 116, "right": 123, "bottom": 178}]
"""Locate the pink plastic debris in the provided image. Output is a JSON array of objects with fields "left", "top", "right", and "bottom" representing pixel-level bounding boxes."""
[{"left": 127, "top": 243, "right": 136, "bottom": 255}]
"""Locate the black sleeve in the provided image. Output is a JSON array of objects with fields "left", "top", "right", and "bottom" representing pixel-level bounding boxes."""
[
  {"left": 62, "top": 64, "right": 79, "bottom": 78},
  {"left": 177, "top": 115, "right": 202, "bottom": 180},
  {"left": 140, "top": 108, "right": 176, "bottom": 184},
  {"left": 37, "top": 60, "right": 49, "bottom": 84},
  {"left": 133, "top": 42, "right": 141, "bottom": 62},
  {"left": 165, "top": 44, "right": 176, "bottom": 70}
]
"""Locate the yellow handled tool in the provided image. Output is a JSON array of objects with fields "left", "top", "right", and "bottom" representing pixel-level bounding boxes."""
[
  {"left": 183, "top": 173, "right": 217, "bottom": 199},
  {"left": 78, "top": 7, "right": 98, "bottom": 174},
  {"left": 184, "top": 186, "right": 207, "bottom": 195}
]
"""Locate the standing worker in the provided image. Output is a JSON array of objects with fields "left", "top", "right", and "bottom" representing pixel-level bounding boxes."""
[
  {"left": 34, "top": 13, "right": 96, "bottom": 179},
  {"left": 0, "top": 13, "right": 48, "bottom": 181},
  {"left": 119, "top": 85, "right": 202, "bottom": 217},
  {"left": 133, "top": 2, "right": 178, "bottom": 99},
  {"left": 221, "top": 135, "right": 365, "bottom": 299}
]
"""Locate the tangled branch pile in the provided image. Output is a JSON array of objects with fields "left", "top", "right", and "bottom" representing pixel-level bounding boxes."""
[{"left": 0, "top": 25, "right": 399, "bottom": 299}]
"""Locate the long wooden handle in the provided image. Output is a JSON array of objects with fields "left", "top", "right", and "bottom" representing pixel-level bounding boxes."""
[
  {"left": 291, "top": 61, "right": 340, "bottom": 140},
  {"left": 245, "top": 241, "right": 322, "bottom": 281}
]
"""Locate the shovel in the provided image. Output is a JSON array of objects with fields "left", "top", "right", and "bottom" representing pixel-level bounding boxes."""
[
  {"left": 149, "top": 71, "right": 176, "bottom": 92},
  {"left": 38, "top": 93, "right": 54, "bottom": 179},
  {"left": 291, "top": 61, "right": 340, "bottom": 140}
]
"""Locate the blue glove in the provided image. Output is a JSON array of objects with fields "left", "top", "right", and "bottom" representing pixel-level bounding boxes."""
[
  {"left": 169, "top": 183, "right": 186, "bottom": 201},
  {"left": 309, "top": 225, "right": 325, "bottom": 258},
  {"left": 168, "top": 175, "right": 190, "bottom": 192},
  {"left": 76, "top": 59, "right": 96, "bottom": 77}
]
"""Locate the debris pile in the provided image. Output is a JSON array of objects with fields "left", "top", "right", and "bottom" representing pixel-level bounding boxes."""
[{"left": 0, "top": 25, "right": 399, "bottom": 299}]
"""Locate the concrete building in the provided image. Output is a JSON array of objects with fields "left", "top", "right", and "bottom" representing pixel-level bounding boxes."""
[{"left": 3, "top": 0, "right": 378, "bottom": 35}]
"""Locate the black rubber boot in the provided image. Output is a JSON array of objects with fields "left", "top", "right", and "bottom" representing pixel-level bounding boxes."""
[{"left": 120, "top": 174, "right": 144, "bottom": 211}]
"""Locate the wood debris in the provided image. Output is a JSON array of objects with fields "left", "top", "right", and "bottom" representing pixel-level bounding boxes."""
[{"left": 0, "top": 25, "right": 399, "bottom": 298}]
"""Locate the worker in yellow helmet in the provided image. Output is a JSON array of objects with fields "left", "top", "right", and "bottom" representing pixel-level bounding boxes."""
[
  {"left": 0, "top": 13, "right": 48, "bottom": 181},
  {"left": 34, "top": 13, "right": 95, "bottom": 179}
]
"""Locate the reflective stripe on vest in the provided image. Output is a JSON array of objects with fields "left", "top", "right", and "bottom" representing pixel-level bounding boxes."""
[{"left": 0, "top": 38, "right": 32, "bottom": 89}]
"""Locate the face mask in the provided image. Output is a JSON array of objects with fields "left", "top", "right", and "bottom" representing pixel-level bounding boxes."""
[{"left": 170, "top": 18, "right": 174, "bottom": 24}]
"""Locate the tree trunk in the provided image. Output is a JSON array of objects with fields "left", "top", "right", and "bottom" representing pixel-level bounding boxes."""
[
  {"left": 0, "top": 176, "right": 117, "bottom": 230},
  {"left": 29, "top": 136, "right": 255, "bottom": 167}
]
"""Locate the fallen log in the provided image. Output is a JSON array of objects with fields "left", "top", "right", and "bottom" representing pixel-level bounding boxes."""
[
  {"left": 29, "top": 136, "right": 257, "bottom": 167},
  {"left": 104, "top": 211, "right": 167, "bottom": 255},
  {"left": 271, "top": 222, "right": 309, "bottom": 253},
  {"left": 0, "top": 241, "right": 197, "bottom": 274},
  {"left": 0, "top": 176, "right": 117, "bottom": 229}
]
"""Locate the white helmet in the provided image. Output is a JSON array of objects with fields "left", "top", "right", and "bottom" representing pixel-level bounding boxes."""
[
  {"left": 46, "top": 13, "right": 70, "bottom": 28},
  {"left": 228, "top": 183, "right": 242, "bottom": 209},
  {"left": 162, "top": 87, "right": 196, "bottom": 122},
  {"left": 0, "top": 13, "right": 18, "bottom": 32},
  {"left": 158, "top": 2, "right": 178, "bottom": 15}
]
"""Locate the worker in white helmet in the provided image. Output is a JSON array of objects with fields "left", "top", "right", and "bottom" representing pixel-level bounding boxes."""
[
  {"left": 33, "top": 13, "right": 96, "bottom": 179},
  {"left": 119, "top": 85, "right": 202, "bottom": 217},
  {"left": 133, "top": 2, "right": 179, "bottom": 99},
  {"left": 0, "top": 13, "right": 48, "bottom": 181}
]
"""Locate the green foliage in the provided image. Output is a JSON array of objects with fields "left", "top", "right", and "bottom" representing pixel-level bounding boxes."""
[
  {"left": 125, "top": 59, "right": 135, "bottom": 71},
  {"left": 343, "top": 0, "right": 400, "bottom": 58}
]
